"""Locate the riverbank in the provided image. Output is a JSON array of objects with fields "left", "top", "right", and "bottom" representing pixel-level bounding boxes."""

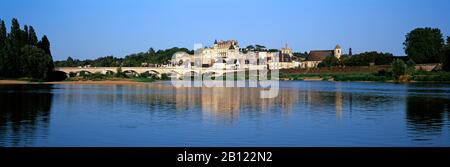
[
  {"left": 280, "top": 67, "right": 450, "bottom": 82},
  {"left": 0, "top": 79, "right": 147, "bottom": 85},
  {"left": 2, "top": 69, "right": 450, "bottom": 84}
]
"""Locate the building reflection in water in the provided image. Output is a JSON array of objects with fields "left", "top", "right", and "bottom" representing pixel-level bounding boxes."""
[
  {"left": 55, "top": 83, "right": 450, "bottom": 143},
  {"left": 54, "top": 83, "right": 351, "bottom": 124},
  {"left": 2, "top": 82, "right": 449, "bottom": 145},
  {"left": 335, "top": 82, "right": 343, "bottom": 119},
  {"left": 0, "top": 83, "right": 394, "bottom": 125},
  {"left": 0, "top": 85, "right": 53, "bottom": 146},
  {"left": 169, "top": 83, "right": 345, "bottom": 123}
]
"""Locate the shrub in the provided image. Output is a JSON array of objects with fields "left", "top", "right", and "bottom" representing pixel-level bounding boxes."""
[
  {"left": 114, "top": 67, "right": 127, "bottom": 78},
  {"left": 318, "top": 56, "right": 341, "bottom": 67},
  {"left": 140, "top": 72, "right": 159, "bottom": 79},
  {"left": 391, "top": 59, "right": 407, "bottom": 79},
  {"left": 406, "top": 59, "right": 416, "bottom": 74},
  {"left": 443, "top": 45, "right": 450, "bottom": 71},
  {"left": 412, "top": 72, "right": 450, "bottom": 82},
  {"left": 375, "top": 69, "right": 392, "bottom": 77},
  {"left": 333, "top": 74, "right": 391, "bottom": 82},
  {"left": 160, "top": 73, "right": 170, "bottom": 80},
  {"left": 83, "top": 72, "right": 107, "bottom": 80}
]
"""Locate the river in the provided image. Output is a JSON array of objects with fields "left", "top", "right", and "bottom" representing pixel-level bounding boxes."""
[{"left": 0, "top": 81, "right": 449, "bottom": 146}]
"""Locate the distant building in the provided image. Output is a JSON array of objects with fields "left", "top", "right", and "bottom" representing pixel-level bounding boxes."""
[
  {"left": 212, "top": 39, "right": 240, "bottom": 58},
  {"left": 172, "top": 40, "right": 300, "bottom": 70},
  {"left": 280, "top": 44, "right": 293, "bottom": 62},
  {"left": 301, "top": 45, "right": 342, "bottom": 68}
]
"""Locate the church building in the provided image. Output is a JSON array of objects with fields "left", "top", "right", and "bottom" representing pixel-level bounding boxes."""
[{"left": 301, "top": 45, "right": 342, "bottom": 68}]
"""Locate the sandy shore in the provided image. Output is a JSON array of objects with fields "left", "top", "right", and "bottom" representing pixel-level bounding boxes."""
[
  {"left": 302, "top": 77, "right": 325, "bottom": 81},
  {"left": 281, "top": 77, "right": 324, "bottom": 81},
  {"left": 0, "top": 79, "right": 146, "bottom": 85},
  {"left": 0, "top": 80, "right": 30, "bottom": 84}
]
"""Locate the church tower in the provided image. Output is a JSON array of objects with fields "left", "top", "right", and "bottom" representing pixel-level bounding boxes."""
[
  {"left": 334, "top": 44, "right": 342, "bottom": 59},
  {"left": 281, "top": 43, "right": 293, "bottom": 55}
]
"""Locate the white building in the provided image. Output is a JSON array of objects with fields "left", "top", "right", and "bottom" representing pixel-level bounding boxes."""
[{"left": 173, "top": 40, "right": 300, "bottom": 70}]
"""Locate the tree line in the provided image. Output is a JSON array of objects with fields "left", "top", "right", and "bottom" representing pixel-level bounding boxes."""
[
  {"left": 0, "top": 18, "right": 54, "bottom": 80},
  {"left": 319, "top": 27, "right": 450, "bottom": 72},
  {"left": 47, "top": 25, "right": 450, "bottom": 74},
  {"left": 318, "top": 51, "right": 397, "bottom": 68},
  {"left": 54, "top": 47, "right": 193, "bottom": 67}
]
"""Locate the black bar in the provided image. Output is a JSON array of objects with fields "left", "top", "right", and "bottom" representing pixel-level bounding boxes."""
[{"left": 1, "top": 147, "right": 450, "bottom": 165}]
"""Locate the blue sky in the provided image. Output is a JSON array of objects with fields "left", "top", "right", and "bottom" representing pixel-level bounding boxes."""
[{"left": 1, "top": 0, "right": 449, "bottom": 60}]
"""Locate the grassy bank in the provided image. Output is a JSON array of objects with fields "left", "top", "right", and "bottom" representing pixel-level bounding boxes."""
[
  {"left": 411, "top": 71, "right": 450, "bottom": 82},
  {"left": 280, "top": 66, "right": 450, "bottom": 82},
  {"left": 63, "top": 71, "right": 171, "bottom": 83},
  {"left": 280, "top": 72, "right": 392, "bottom": 81}
]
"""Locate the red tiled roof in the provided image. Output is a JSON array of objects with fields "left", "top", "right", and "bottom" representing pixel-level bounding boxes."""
[{"left": 306, "top": 50, "right": 334, "bottom": 61}]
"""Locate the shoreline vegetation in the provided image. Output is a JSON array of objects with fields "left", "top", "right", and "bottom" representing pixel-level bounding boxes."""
[
  {"left": 280, "top": 68, "right": 450, "bottom": 83},
  {"left": 2, "top": 64, "right": 450, "bottom": 85}
]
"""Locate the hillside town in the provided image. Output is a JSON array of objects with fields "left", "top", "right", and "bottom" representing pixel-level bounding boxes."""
[{"left": 171, "top": 39, "right": 342, "bottom": 70}]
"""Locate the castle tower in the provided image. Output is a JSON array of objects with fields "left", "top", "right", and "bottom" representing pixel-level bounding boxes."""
[
  {"left": 334, "top": 44, "right": 342, "bottom": 59},
  {"left": 281, "top": 43, "right": 293, "bottom": 55}
]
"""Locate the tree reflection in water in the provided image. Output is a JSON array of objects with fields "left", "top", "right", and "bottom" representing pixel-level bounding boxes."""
[
  {"left": 406, "top": 96, "right": 450, "bottom": 141},
  {"left": 1, "top": 82, "right": 449, "bottom": 146},
  {"left": 0, "top": 84, "right": 53, "bottom": 146}
]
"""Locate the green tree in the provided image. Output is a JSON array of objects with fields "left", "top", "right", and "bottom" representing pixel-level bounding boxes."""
[
  {"left": 37, "top": 35, "right": 51, "bottom": 55},
  {"left": 255, "top": 45, "right": 266, "bottom": 51},
  {"left": 318, "top": 56, "right": 341, "bottom": 67},
  {"left": 443, "top": 36, "right": 450, "bottom": 71},
  {"left": 0, "top": 19, "right": 6, "bottom": 76},
  {"left": 0, "top": 18, "right": 55, "bottom": 79},
  {"left": 404, "top": 27, "right": 444, "bottom": 64},
  {"left": 9, "top": 18, "right": 26, "bottom": 49},
  {"left": 148, "top": 47, "right": 155, "bottom": 54},
  {"left": 28, "top": 26, "right": 38, "bottom": 45},
  {"left": 24, "top": 25, "right": 29, "bottom": 43},
  {"left": 0, "top": 19, "right": 6, "bottom": 48},
  {"left": 36, "top": 35, "right": 54, "bottom": 76},
  {"left": 391, "top": 59, "right": 407, "bottom": 79},
  {"left": 21, "top": 45, "right": 53, "bottom": 79},
  {"left": 8, "top": 18, "right": 27, "bottom": 77},
  {"left": 406, "top": 59, "right": 416, "bottom": 74},
  {"left": 66, "top": 57, "right": 75, "bottom": 66},
  {"left": 0, "top": 49, "right": 6, "bottom": 76},
  {"left": 115, "top": 67, "right": 126, "bottom": 78},
  {"left": 341, "top": 51, "right": 394, "bottom": 66},
  {"left": 268, "top": 49, "right": 279, "bottom": 52}
]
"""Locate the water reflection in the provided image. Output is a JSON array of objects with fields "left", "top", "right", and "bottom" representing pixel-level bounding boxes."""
[
  {"left": 0, "top": 82, "right": 449, "bottom": 146},
  {"left": 139, "top": 83, "right": 374, "bottom": 122},
  {"left": 0, "top": 85, "right": 53, "bottom": 146},
  {"left": 52, "top": 83, "right": 403, "bottom": 123},
  {"left": 406, "top": 96, "right": 450, "bottom": 141}
]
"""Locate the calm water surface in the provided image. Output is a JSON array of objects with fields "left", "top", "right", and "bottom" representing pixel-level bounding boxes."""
[{"left": 0, "top": 81, "right": 449, "bottom": 146}]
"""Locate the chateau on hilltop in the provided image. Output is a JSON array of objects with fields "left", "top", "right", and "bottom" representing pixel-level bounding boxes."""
[
  {"left": 173, "top": 40, "right": 300, "bottom": 70},
  {"left": 212, "top": 39, "right": 240, "bottom": 58},
  {"left": 172, "top": 39, "right": 343, "bottom": 70},
  {"left": 57, "top": 40, "right": 348, "bottom": 79}
]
